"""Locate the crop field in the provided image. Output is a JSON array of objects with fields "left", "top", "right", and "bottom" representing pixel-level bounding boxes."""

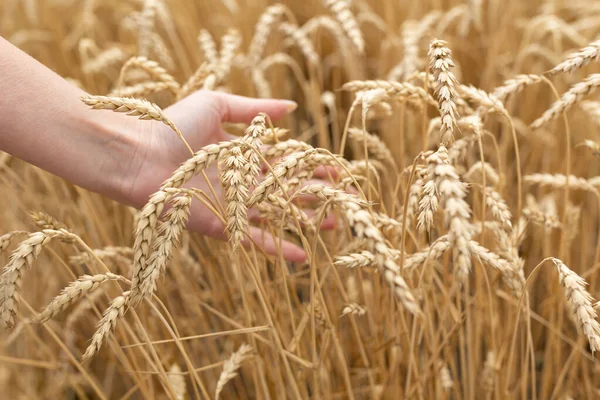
[{"left": 2, "top": 0, "right": 600, "bottom": 398}]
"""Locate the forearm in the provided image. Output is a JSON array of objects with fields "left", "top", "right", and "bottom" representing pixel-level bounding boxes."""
[{"left": 0, "top": 37, "right": 138, "bottom": 203}]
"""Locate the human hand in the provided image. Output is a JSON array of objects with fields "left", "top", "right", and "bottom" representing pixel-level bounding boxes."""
[{"left": 117, "top": 90, "right": 328, "bottom": 262}]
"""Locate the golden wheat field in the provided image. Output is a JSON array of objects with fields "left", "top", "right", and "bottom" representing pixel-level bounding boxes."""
[{"left": 4, "top": 0, "right": 600, "bottom": 398}]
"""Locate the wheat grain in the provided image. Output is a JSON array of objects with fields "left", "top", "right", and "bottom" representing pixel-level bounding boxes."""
[
  {"left": 82, "top": 291, "right": 129, "bottom": 360},
  {"left": 29, "top": 211, "right": 68, "bottom": 231},
  {"left": 33, "top": 273, "right": 127, "bottom": 324},
  {"left": 80, "top": 95, "right": 191, "bottom": 154},
  {"left": 178, "top": 63, "right": 213, "bottom": 100},
  {"left": 0, "top": 231, "right": 28, "bottom": 253},
  {"left": 280, "top": 22, "right": 319, "bottom": 67},
  {"left": 322, "top": 0, "right": 364, "bottom": 53},
  {"left": 481, "top": 351, "right": 498, "bottom": 393},
  {"left": 348, "top": 127, "right": 395, "bottom": 167},
  {"left": 493, "top": 74, "right": 543, "bottom": 101},
  {"left": 429, "top": 39, "right": 459, "bottom": 144},
  {"left": 215, "top": 344, "right": 254, "bottom": 399},
  {"left": 248, "top": 4, "right": 287, "bottom": 65},
  {"left": 197, "top": 29, "right": 219, "bottom": 66},
  {"left": 458, "top": 85, "right": 507, "bottom": 115},
  {"left": 220, "top": 146, "right": 250, "bottom": 248},
  {"left": 552, "top": 258, "right": 600, "bottom": 353},
  {"left": 469, "top": 240, "right": 525, "bottom": 295},
  {"left": 116, "top": 56, "right": 179, "bottom": 93},
  {"left": 485, "top": 188, "right": 512, "bottom": 230},
  {"left": 531, "top": 74, "right": 600, "bottom": 129},
  {"left": 217, "top": 28, "right": 242, "bottom": 80},
  {"left": 167, "top": 364, "right": 187, "bottom": 400},
  {"left": 138, "top": 0, "right": 157, "bottom": 58},
  {"left": 438, "top": 361, "right": 454, "bottom": 391},
  {"left": 341, "top": 303, "right": 366, "bottom": 317},
  {"left": 130, "top": 141, "right": 232, "bottom": 305},
  {"left": 343, "top": 80, "right": 436, "bottom": 106},
  {"left": 334, "top": 251, "right": 376, "bottom": 269},
  {"left": 0, "top": 229, "right": 79, "bottom": 329},
  {"left": 524, "top": 173, "right": 598, "bottom": 192},
  {"left": 550, "top": 39, "right": 600, "bottom": 75},
  {"left": 139, "top": 194, "right": 192, "bottom": 298}
]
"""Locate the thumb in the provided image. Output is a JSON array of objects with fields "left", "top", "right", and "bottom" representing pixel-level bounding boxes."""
[{"left": 211, "top": 91, "right": 297, "bottom": 124}]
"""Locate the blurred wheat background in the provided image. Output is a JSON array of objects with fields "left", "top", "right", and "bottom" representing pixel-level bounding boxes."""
[{"left": 2, "top": 0, "right": 600, "bottom": 399}]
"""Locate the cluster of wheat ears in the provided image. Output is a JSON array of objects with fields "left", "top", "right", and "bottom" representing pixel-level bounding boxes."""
[{"left": 4, "top": 0, "right": 600, "bottom": 399}]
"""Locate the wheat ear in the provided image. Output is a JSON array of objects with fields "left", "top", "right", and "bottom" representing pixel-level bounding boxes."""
[
  {"left": 215, "top": 344, "right": 254, "bottom": 399},
  {"left": 33, "top": 273, "right": 127, "bottom": 324},
  {"left": 129, "top": 141, "right": 232, "bottom": 305},
  {"left": 322, "top": 0, "right": 364, "bottom": 53},
  {"left": 530, "top": 74, "right": 600, "bottom": 129},
  {"left": 80, "top": 95, "right": 193, "bottom": 154},
  {"left": 0, "top": 229, "right": 79, "bottom": 329},
  {"left": 82, "top": 291, "right": 130, "bottom": 361},
  {"left": 428, "top": 39, "right": 459, "bottom": 144},
  {"left": 549, "top": 39, "right": 600, "bottom": 76},
  {"left": 552, "top": 258, "right": 600, "bottom": 353},
  {"left": 138, "top": 194, "right": 192, "bottom": 298}
]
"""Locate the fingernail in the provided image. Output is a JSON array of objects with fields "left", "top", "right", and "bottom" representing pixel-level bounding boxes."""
[{"left": 282, "top": 100, "right": 298, "bottom": 112}]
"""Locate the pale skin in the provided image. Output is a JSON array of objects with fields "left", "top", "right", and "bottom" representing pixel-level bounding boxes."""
[{"left": 0, "top": 37, "right": 332, "bottom": 262}]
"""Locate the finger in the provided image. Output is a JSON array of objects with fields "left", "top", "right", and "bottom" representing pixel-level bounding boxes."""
[
  {"left": 313, "top": 165, "right": 339, "bottom": 180},
  {"left": 212, "top": 92, "right": 298, "bottom": 124},
  {"left": 247, "top": 206, "right": 335, "bottom": 229},
  {"left": 245, "top": 226, "right": 307, "bottom": 262}
]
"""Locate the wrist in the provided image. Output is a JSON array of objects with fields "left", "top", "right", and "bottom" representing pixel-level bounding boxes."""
[{"left": 74, "top": 105, "right": 148, "bottom": 206}]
